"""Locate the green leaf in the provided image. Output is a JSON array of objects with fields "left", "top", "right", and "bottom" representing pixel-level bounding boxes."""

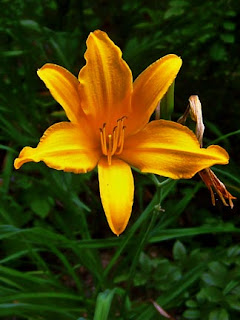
[
  {"left": 139, "top": 252, "right": 152, "bottom": 274},
  {"left": 223, "top": 22, "right": 235, "bottom": 31},
  {"left": 220, "top": 34, "right": 235, "bottom": 44},
  {"left": 138, "top": 263, "right": 206, "bottom": 320},
  {"left": 185, "top": 300, "right": 198, "bottom": 308},
  {"left": 0, "top": 292, "right": 84, "bottom": 303},
  {"left": 210, "top": 43, "right": 227, "bottom": 61},
  {"left": 30, "top": 197, "right": 53, "bottom": 218},
  {"left": 183, "top": 309, "right": 200, "bottom": 319},
  {"left": 0, "top": 249, "right": 40, "bottom": 264},
  {"left": 20, "top": 19, "right": 41, "bottom": 32},
  {"left": 223, "top": 280, "right": 239, "bottom": 295},
  {"left": 209, "top": 308, "right": 229, "bottom": 320},
  {"left": 202, "top": 287, "right": 223, "bottom": 303},
  {"left": 0, "top": 51, "right": 25, "bottom": 57},
  {"left": 173, "top": 240, "right": 187, "bottom": 260},
  {"left": 164, "top": 7, "right": 185, "bottom": 19},
  {"left": 0, "top": 302, "right": 79, "bottom": 318},
  {"left": 133, "top": 272, "right": 147, "bottom": 286},
  {"left": 0, "top": 225, "right": 23, "bottom": 240},
  {"left": 227, "top": 297, "right": 240, "bottom": 311},
  {"left": 169, "top": 0, "right": 188, "bottom": 6},
  {"left": 202, "top": 270, "right": 225, "bottom": 288},
  {"left": 149, "top": 225, "right": 240, "bottom": 243},
  {"left": 93, "top": 289, "right": 117, "bottom": 320}
]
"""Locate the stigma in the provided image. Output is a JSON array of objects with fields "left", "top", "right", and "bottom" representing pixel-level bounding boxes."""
[{"left": 99, "top": 116, "right": 126, "bottom": 165}]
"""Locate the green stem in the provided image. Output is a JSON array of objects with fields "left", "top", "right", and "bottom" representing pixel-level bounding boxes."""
[
  {"left": 159, "top": 81, "right": 175, "bottom": 120},
  {"left": 151, "top": 174, "right": 172, "bottom": 188}
]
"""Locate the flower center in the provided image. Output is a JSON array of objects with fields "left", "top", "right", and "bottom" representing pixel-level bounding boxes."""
[{"left": 99, "top": 116, "right": 126, "bottom": 165}]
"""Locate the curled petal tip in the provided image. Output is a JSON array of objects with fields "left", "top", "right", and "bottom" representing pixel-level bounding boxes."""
[
  {"left": 14, "top": 146, "right": 36, "bottom": 170},
  {"left": 14, "top": 158, "right": 21, "bottom": 170},
  {"left": 206, "top": 145, "right": 230, "bottom": 164}
]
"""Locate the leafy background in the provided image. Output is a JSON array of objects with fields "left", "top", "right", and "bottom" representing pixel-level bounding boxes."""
[{"left": 0, "top": 0, "right": 240, "bottom": 319}]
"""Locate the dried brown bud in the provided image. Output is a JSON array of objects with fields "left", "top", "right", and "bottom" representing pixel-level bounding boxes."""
[
  {"left": 179, "top": 95, "right": 236, "bottom": 207},
  {"left": 178, "top": 95, "right": 205, "bottom": 146}
]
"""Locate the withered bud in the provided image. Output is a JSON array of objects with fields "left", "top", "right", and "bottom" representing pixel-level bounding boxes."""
[
  {"left": 179, "top": 95, "right": 236, "bottom": 208},
  {"left": 199, "top": 168, "right": 236, "bottom": 208},
  {"left": 178, "top": 95, "right": 205, "bottom": 146}
]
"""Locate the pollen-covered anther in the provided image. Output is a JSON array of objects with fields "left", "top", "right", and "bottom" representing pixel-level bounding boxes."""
[{"left": 99, "top": 117, "right": 126, "bottom": 165}]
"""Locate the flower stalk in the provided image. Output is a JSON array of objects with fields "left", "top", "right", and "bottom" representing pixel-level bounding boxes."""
[{"left": 158, "top": 81, "right": 175, "bottom": 120}]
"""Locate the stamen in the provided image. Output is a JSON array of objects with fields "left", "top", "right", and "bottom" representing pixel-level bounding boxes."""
[
  {"left": 102, "top": 123, "right": 107, "bottom": 148},
  {"left": 117, "top": 116, "right": 127, "bottom": 148},
  {"left": 99, "top": 123, "right": 107, "bottom": 155},
  {"left": 99, "top": 117, "right": 127, "bottom": 164},
  {"left": 116, "top": 126, "right": 125, "bottom": 154},
  {"left": 111, "top": 127, "right": 118, "bottom": 155}
]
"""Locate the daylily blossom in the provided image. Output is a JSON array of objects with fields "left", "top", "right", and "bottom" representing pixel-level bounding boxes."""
[
  {"left": 178, "top": 95, "right": 236, "bottom": 208},
  {"left": 15, "top": 30, "right": 230, "bottom": 235}
]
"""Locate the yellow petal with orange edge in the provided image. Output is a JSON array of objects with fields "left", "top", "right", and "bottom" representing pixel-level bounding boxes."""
[
  {"left": 98, "top": 157, "right": 134, "bottom": 236},
  {"left": 37, "top": 64, "right": 84, "bottom": 123},
  {"left": 127, "top": 55, "right": 182, "bottom": 135},
  {"left": 14, "top": 122, "right": 101, "bottom": 173},
  {"left": 121, "top": 120, "right": 229, "bottom": 179},
  {"left": 79, "top": 30, "right": 132, "bottom": 132}
]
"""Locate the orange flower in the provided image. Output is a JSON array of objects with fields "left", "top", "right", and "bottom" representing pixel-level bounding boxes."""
[{"left": 14, "top": 31, "right": 229, "bottom": 235}]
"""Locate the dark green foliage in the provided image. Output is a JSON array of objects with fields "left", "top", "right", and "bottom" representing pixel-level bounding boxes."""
[{"left": 1, "top": 0, "right": 240, "bottom": 319}]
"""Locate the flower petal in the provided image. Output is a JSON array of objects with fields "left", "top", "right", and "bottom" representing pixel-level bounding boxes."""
[
  {"left": 79, "top": 30, "right": 133, "bottom": 132},
  {"left": 121, "top": 120, "right": 229, "bottom": 179},
  {"left": 14, "top": 122, "right": 101, "bottom": 173},
  {"left": 98, "top": 157, "right": 134, "bottom": 235},
  {"left": 37, "top": 64, "right": 84, "bottom": 123},
  {"left": 127, "top": 55, "right": 182, "bottom": 135}
]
